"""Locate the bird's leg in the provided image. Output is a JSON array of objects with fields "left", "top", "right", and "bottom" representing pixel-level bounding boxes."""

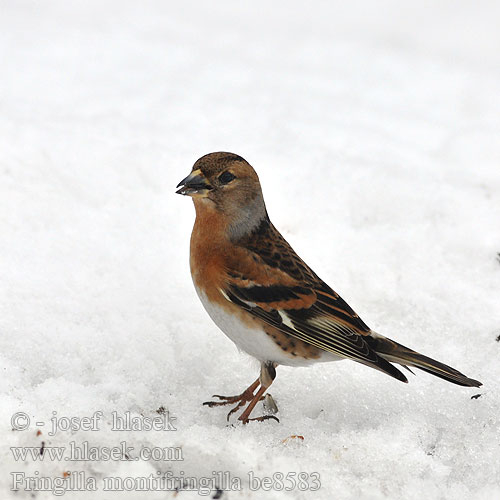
[
  {"left": 203, "top": 378, "right": 260, "bottom": 408},
  {"left": 238, "top": 362, "right": 279, "bottom": 424}
]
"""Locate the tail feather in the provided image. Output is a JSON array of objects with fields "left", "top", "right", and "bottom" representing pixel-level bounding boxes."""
[{"left": 366, "top": 335, "right": 482, "bottom": 388}]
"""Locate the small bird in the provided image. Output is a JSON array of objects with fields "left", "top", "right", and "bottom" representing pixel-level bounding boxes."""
[{"left": 176, "top": 152, "right": 482, "bottom": 424}]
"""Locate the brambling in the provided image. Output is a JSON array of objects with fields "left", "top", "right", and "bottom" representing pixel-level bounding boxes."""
[{"left": 176, "top": 152, "right": 482, "bottom": 424}]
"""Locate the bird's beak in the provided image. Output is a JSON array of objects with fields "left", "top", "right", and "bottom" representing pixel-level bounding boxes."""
[{"left": 176, "top": 169, "right": 212, "bottom": 197}]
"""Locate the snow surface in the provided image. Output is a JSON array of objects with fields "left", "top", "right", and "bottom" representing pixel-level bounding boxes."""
[{"left": 1, "top": 1, "right": 500, "bottom": 499}]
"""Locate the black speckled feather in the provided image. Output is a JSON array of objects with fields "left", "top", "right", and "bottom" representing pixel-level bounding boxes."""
[{"left": 228, "top": 219, "right": 408, "bottom": 382}]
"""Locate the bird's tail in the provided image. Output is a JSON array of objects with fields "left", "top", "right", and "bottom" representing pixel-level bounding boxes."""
[{"left": 366, "top": 334, "right": 482, "bottom": 387}]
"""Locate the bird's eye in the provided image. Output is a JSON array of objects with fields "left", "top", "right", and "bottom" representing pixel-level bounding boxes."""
[{"left": 218, "top": 171, "right": 236, "bottom": 184}]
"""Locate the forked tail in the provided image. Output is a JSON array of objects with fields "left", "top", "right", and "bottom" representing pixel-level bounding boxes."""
[{"left": 366, "top": 335, "right": 482, "bottom": 387}]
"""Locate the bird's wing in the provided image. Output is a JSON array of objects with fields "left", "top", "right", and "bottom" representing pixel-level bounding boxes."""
[{"left": 222, "top": 219, "right": 407, "bottom": 381}]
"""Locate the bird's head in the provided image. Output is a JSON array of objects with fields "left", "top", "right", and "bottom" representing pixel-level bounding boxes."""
[{"left": 176, "top": 152, "right": 268, "bottom": 239}]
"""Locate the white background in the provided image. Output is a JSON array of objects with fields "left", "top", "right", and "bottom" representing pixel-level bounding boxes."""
[{"left": 1, "top": 1, "right": 499, "bottom": 498}]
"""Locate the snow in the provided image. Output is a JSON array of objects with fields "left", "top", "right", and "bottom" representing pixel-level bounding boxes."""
[{"left": 1, "top": 1, "right": 499, "bottom": 498}]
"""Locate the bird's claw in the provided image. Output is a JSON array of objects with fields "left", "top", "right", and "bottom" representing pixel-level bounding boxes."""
[
  {"left": 239, "top": 415, "right": 280, "bottom": 424},
  {"left": 203, "top": 378, "right": 273, "bottom": 423}
]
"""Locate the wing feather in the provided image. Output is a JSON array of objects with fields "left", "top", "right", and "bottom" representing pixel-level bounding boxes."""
[
  {"left": 223, "top": 282, "right": 407, "bottom": 381},
  {"left": 223, "top": 218, "right": 408, "bottom": 382}
]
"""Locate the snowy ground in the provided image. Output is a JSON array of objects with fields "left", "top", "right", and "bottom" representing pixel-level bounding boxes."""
[{"left": 1, "top": 1, "right": 500, "bottom": 499}]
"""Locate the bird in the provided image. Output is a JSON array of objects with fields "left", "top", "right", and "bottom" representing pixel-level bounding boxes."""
[{"left": 176, "top": 152, "right": 482, "bottom": 424}]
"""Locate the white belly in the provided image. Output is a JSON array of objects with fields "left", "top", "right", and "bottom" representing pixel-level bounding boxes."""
[{"left": 194, "top": 285, "right": 340, "bottom": 367}]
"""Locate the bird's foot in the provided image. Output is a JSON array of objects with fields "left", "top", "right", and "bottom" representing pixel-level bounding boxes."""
[
  {"left": 203, "top": 379, "right": 262, "bottom": 420},
  {"left": 203, "top": 393, "right": 250, "bottom": 407},
  {"left": 203, "top": 366, "right": 279, "bottom": 424}
]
